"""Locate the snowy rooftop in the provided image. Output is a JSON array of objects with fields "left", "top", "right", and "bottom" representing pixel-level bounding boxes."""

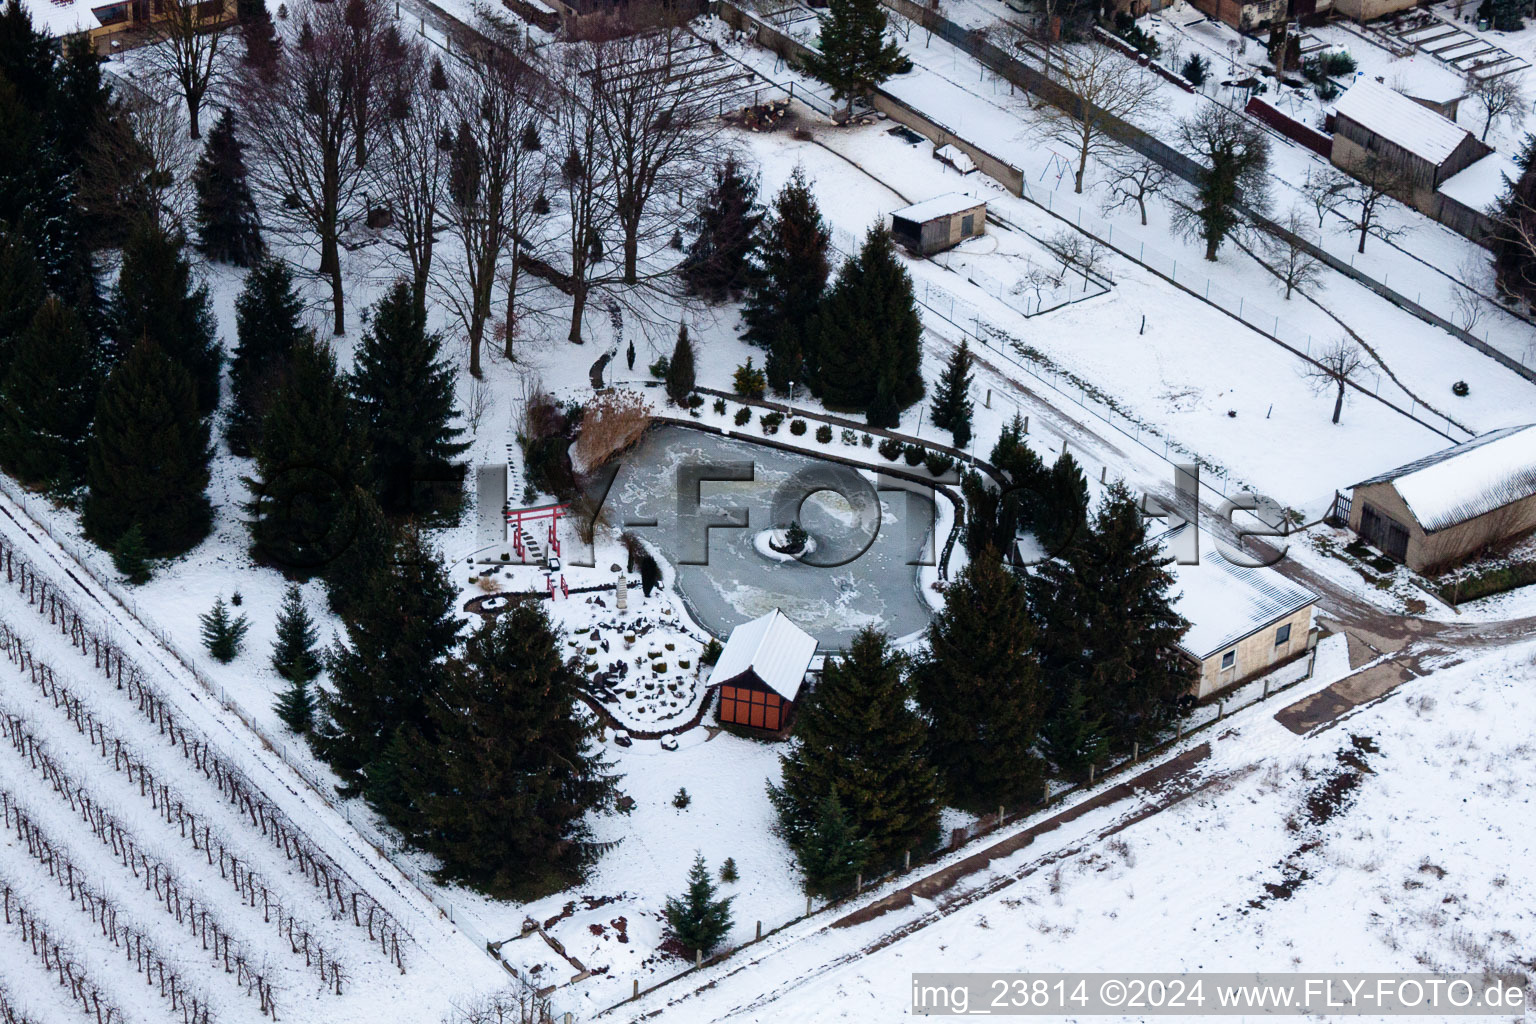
[
  {"left": 891, "top": 192, "right": 987, "bottom": 223},
  {"left": 1436, "top": 152, "right": 1520, "bottom": 213},
  {"left": 706, "top": 608, "right": 817, "bottom": 701},
  {"left": 1332, "top": 79, "right": 1472, "bottom": 166},
  {"left": 1159, "top": 527, "right": 1317, "bottom": 660},
  {"left": 1351, "top": 424, "right": 1536, "bottom": 533},
  {"left": 20, "top": 0, "right": 104, "bottom": 37}
]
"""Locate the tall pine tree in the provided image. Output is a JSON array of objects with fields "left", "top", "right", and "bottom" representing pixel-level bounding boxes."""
[
  {"left": 770, "top": 627, "right": 939, "bottom": 873},
  {"left": 349, "top": 281, "right": 467, "bottom": 515},
  {"left": 227, "top": 258, "right": 307, "bottom": 456},
  {"left": 245, "top": 335, "right": 368, "bottom": 574},
  {"left": 799, "top": 0, "right": 907, "bottom": 120},
  {"left": 109, "top": 222, "right": 222, "bottom": 412},
  {"left": 1028, "top": 483, "right": 1195, "bottom": 752},
  {"left": 811, "top": 224, "right": 923, "bottom": 427},
  {"left": 316, "top": 525, "right": 459, "bottom": 806},
  {"left": 664, "top": 852, "right": 734, "bottom": 957},
  {"left": 0, "top": 296, "right": 101, "bottom": 495},
  {"left": 913, "top": 552, "right": 1044, "bottom": 812},
  {"left": 0, "top": 231, "right": 44, "bottom": 377},
  {"left": 1034, "top": 450, "right": 1090, "bottom": 558},
  {"left": 665, "top": 323, "right": 696, "bottom": 405},
  {"left": 741, "top": 167, "right": 831, "bottom": 394},
  {"left": 83, "top": 340, "right": 212, "bottom": 557},
  {"left": 930, "top": 338, "right": 974, "bottom": 450},
  {"left": 797, "top": 788, "right": 868, "bottom": 898},
  {"left": 321, "top": 488, "right": 392, "bottom": 624},
  {"left": 192, "top": 108, "right": 263, "bottom": 267},
  {"left": 408, "top": 602, "right": 616, "bottom": 898},
  {"left": 681, "top": 157, "right": 763, "bottom": 303},
  {"left": 272, "top": 583, "right": 321, "bottom": 734}
]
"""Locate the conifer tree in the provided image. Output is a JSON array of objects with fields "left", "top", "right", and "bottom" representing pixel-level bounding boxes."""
[
  {"left": 930, "top": 338, "right": 974, "bottom": 450},
  {"left": 108, "top": 222, "right": 221, "bottom": 412},
  {"left": 83, "top": 340, "right": 213, "bottom": 557},
  {"left": 321, "top": 489, "right": 391, "bottom": 624},
  {"left": 797, "top": 788, "right": 868, "bottom": 898},
  {"left": 742, "top": 167, "right": 831, "bottom": 394},
  {"left": 199, "top": 596, "right": 250, "bottom": 663},
  {"left": 989, "top": 412, "right": 1045, "bottom": 553},
  {"left": 664, "top": 852, "right": 734, "bottom": 957},
  {"left": 960, "top": 469, "right": 1004, "bottom": 561},
  {"left": 0, "top": 297, "right": 101, "bottom": 495},
  {"left": 227, "top": 258, "right": 307, "bottom": 456},
  {"left": 111, "top": 523, "right": 152, "bottom": 585},
  {"left": 681, "top": 157, "right": 763, "bottom": 303},
  {"left": 1039, "top": 683, "right": 1107, "bottom": 781},
  {"left": 811, "top": 225, "right": 923, "bottom": 427},
  {"left": 349, "top": 281, "right": 468, "bottom": 515},
  {"left": 271, "top": 584, "right": 321, "bottom": 733},
  {"left": 408, "top": 603, "right": 618, "bottom": 898},
  {"left": 245, "top": 336, "right": 367, "bottom": 574},
  {"left": 192, "top": 109, "right": 263, "bottom": 267},
  {"left": 665, "top": 323, "right": 696, "bottom": 406},
  {"left": 770, "top": 627, "right": 939, "bottom": 872},
  {"left": 799, "top": 0, "right": 907, "bottom": 120},
  {"left": 1028, "top": 483, "right": 1195, "bottom": 751},
  {"left": 1034, "top": 451, "right": 1090, "bottom": 558},
  {"left": 316, "top": 525, "right": 459, "bottom": 804},
  {"left": 913, "top": 552, "right": 1044, "bottom": 812},
  {"left": 0, "top": 232, "right": 44, "bottom": 376}
]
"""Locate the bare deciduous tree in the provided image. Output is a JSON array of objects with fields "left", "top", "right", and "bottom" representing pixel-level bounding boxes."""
[
  {"left": 1450, "top": 264, "right": 1488, "bottom": 333},
  {"left": 1300, "top": 165, "right": 1345, "bottom": 231},
  {"left": 371, "top": 47, "right": 448, "bottom": 314},
  {"left": 143, "top": 0, "right": 233, "bottom": 139},
  {"left": 239, "top": 0, "right": 398, "bottom": 335},
  {"left": 1174, "top": 104, "right": 1270, "bottom": 261},
  {"left": 1303, "top": 338, "right": 1364, "bottom": 424},
  {"left": 82, "top": 76, "right": 199, "bottom": 241},
  {"left": 1261, "top": 209, "right": 1325, "bottom": 300},
  {"left": 1031, "top": 42, "right": 1164, "bottom": 194},
  {"left": 1100, "top": 155, "right": 1171, "bottom": 226},
  {"left": 444, "top": 989, "right": 553, "bottom": 1024},
  {"left": 1465, "top": 72, "right": 1527, "bottom": 142},
  {"left": 1325, "top": 156, "right": 1408, "bottom": 254}
]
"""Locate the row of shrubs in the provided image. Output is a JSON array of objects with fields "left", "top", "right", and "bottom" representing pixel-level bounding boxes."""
[
  {"left": 699, "top": 396, "right": 958, "bottom": 477},
  {"left": 1438, "top": 560, "right": 1536, "bottom": 606}
]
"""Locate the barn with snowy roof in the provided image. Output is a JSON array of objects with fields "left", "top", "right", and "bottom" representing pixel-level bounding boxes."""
[
  {"left": 1329, "top": 80, "right": 1490, "bottom": 215},
  {"left": 1347, "top": 424, "right": 1536, "bottom": 572},
  {"left": 708, "top": 609, "right": 817, "bottom": 736}
]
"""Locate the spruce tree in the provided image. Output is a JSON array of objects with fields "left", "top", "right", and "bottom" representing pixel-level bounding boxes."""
[
  {"left": 199, "top": 596, "right": 250, "bottom": 663},
  {"left": 1039, "top": 683, "right": 1107, "bottom": 781},
  {"left": 109, "top": 222, "right": 222, "bottom": 412},
  {"left": 742, "top": 167, "right": 831, "bottom": 394},
  {"left": 1035, "top": 451, "right": 1089, "bottom": 558},
  {"left": 665, "top": 323, "right": 696, "bottom": 406},
  {"left": 681, "top": 157, "right": 763, "bottom": 303},
  {"left": 1028, "top": 483, "right": 1195, "bottom": 751},
  {"left": 799, "top": 0, "right": 907, "bottom": 120},
  {"left": 0, "top": 297, "right": 101, "bottom": 495},
  {"left": 811, "top": 225, "right": 923, "bottom": 427},
  {"left": 316, "top": 525, "right": 459, "bottom": 803},
  {"left": 321, "top": 489, "right": 391, "bottom": 624},
  {"left": 664, "top": 852, "right": 734, "bottom": 957},
  {"left": 111, "top": 523, "right": 152, "bottom": 585},
  {"left": 349, "top": 282, "right": 468, "bottom": 515},
  {"left": 0, "top": 231, "right": 44, "bottom": 376},
  {"left": 913, "top": 552, "right": 1044, "bottom": 812},
  {"left": 930, "top": 339, "right": 974, "bottom": 450},
  {"left": 228, "top": 258, "right": 307, "bottom": 456},
  {"left": 192, "top": 108, "right": 263, "bottom": 267},
  {"left": 83, "top": 340, "right": 213, "bottom": 557},
  {"left": 797, "top": 788, "right": 868, "bottom": 898},
  {"left": 770, "top": 627, "right": 939, "bottom": 872},
  {"left": 271, "top": 584, "right": 321, "bottom": 733},
  {"left": 245, "top": 335, "right": 368, "bottom": 574},
  {"left": 408, "top": 603, "right": 618, "bottom": 898},
  {"left": 990, "top": 412, "right": 1045, "bottom": 552}
]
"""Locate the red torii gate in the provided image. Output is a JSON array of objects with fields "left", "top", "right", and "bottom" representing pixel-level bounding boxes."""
[{"left": 505, "top": 502, "right": 568, "bottom": 561}]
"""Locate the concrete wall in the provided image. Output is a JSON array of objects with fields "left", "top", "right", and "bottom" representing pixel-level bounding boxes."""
[
  {"left": 1331, "top": 0, "right": 1420, "bottom": 20},
  {"left": 1194, "top": 604, "right": 1315, "bottom": 698},
  {"left": 866, "top": 92, "right": 1026, "bottom": 195},
  {"left": 1348, "top": 480, "right": 1536, "bottom": 571}
]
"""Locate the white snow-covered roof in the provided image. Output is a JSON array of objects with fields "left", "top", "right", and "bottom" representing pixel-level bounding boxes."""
[
  {"left": 1436, "top": 152, "right": 1520, "bottom": 213},
  {"left": 891, "top": 192, "right": 986, "bottom": 224},
  {"left": 934, "top": 144, "right": 977, "bottom": 174},
  {"left": 1159, "top": 527, "right": 1317, "bottom": 661},
  {"left": 19, "top": 0, "right": 104, "bottom": 37},
  {"left": 1351, "top": 424, "right": 1536, "bottom": 533},
  {"left": 1332, "top": 79, "right": 1473, "bottom": 166},
  {"left": 706, "top": 608, "right": 817, "bottom": 701}
]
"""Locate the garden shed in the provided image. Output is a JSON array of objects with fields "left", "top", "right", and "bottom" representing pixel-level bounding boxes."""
[
  {"left": 1329, "top": 80, "right": 1490, "bottom": 215},
  {"left": 890, "top": 194, "right": 987, "bottom": 256},
  {"left": 1347, "top": 424, "right": 1536, "bottom": 571},
  {"left": 708, "top": 609, "right": 817, "bottom": 736}
]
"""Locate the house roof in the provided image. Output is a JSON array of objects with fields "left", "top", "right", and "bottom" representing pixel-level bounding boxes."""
[
  {"left": 706, "top": 608, "right": 817, "bottom": 701},
  {"left": 1159, "top": 527, "right": 1318, "bottom": 661},
  {"left": 1350, "top": 424, "right": 1536, "bottom": 533},
  {"left": 1332, "top": 79, "right": 1473, "bottom": 166},
  {"left": 19, "top": 0, "right": 103, "bottom": 38},
  {"left": 1436, "top": 152, "right": 1519, "bottom": 213},
  {"left": 891, "top": 193, "right": 986, "bottom": 224}
]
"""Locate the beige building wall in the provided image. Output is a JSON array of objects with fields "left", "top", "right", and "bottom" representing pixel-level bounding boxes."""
[
  {"left": 1330, "top": 0, "right": 1420, "bottom": 21},
  {"left": 1349, "top": 481, "right": 1536, "bottom": 571},
  {"left": 1330, "top": 134, "right": 1438, "bottom": 213},
  {"left": 1194, "top": 605, "right": 1315, "bottom": 699}
]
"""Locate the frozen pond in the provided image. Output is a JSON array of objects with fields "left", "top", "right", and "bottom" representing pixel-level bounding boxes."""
[{"left": 604, "top": 425, "right": 940, "bottom": 651}]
